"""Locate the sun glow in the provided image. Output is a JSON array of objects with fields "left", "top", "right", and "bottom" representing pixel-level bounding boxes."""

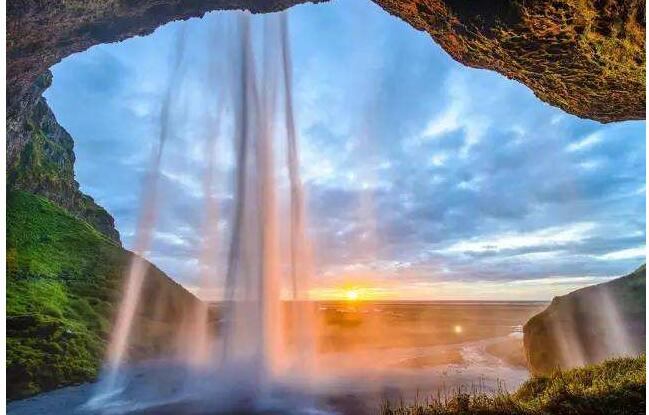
[{"left": 345, "top": 290, "right": 359, "bottom": 301}]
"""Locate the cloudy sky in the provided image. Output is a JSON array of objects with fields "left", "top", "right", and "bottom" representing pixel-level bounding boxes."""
[{"left": 45, "top": 0, "right": 645, "bottom": 301}]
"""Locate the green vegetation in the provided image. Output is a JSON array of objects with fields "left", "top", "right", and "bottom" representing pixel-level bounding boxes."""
[
  {"left": 381, "top": 355, "right": 645, "bottom": 415},
  {"left": 8, "top": 117, "right": 74, "bottom": 194},
  {"left": 7, "top": 190, "right": 200, "bottom": 400},
  {"left": 7, "top": 190, "right": 126, "bottom": 399},
  {"left": 7, "top": 81, "right": 121, "bottom": 243}
]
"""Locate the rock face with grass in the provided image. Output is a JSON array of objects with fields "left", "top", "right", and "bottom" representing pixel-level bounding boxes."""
[
  {"left": 5, "top": 46, "right": 209, "bottom": 401},
  {"left": 524, "top": 265, "right": 646, "bottom": 375},
  {"left": 7, "top": 0, "right": 645, "bottom": 123},
  {"left": 7, "top": 70, "right": 120, "bottom": 243},
  {"left": 7, "top": 191, "right": 203, "bottom": 400},
  {"left": 5, "top": 77, "right": 207, "bottom": 398}
]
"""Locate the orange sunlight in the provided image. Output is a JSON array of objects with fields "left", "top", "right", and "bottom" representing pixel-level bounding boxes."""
[{"left": 345, "top": 290, "right": 359, "bottom": 301}]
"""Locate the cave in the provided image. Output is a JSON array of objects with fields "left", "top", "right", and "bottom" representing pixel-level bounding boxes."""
[
  {"left": 5, "top": 1, "right": 646, "bottom": 413},
  {"left": 8, "top": 0, "right": 646, "bottom": 123}
]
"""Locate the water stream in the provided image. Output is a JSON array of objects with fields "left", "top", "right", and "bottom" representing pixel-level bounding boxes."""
[{"left": 86, "top": 11, "right": 318, "bottom": 414}]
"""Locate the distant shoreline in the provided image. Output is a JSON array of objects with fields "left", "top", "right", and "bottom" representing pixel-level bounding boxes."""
[{"left": 207, "top": 300, "right": 551, "bottom": 306}]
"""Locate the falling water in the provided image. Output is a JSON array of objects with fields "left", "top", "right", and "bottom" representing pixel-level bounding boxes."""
[
  {"left": 88, "top": 11, "right": 317, "bottom": 413},
  {"left": 220, "top": 12, "right": 282, "bottom": 392},
  {"left": 175, "top": 88, "right": 226, "bottom": 369},
  {"left": 95, "top": 26, "right": 188, "bottom": 398},
  {"left": 280, "top": 13, "right": 305, "bottom": 301},
  {"left": 279, "top": 12, "right": 316, "bottom": 383}
]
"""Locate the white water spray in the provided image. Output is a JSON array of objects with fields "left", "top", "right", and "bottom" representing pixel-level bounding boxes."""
[
  {"left": 88, "top": 11, "right": 317, "bottom": 414},
  {"left": 97, "top": 27, "right": 188, "bottom": 398}
]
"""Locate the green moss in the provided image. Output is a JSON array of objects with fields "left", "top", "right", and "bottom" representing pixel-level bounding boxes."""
[
  {"left": 7, "top": 189, "right": 119, "bottom": 279},
  {"left": 9, "top": 119, "right": 74, "bottom": 191},
  {"left": 8, "top": 100, "right": 121, "bottom": 244},
  {"left": 381, "top": 355, "right": 646, "bottom": 414},
  {"left": 6, "top": 191, "right": 125, "bottom": 399}
]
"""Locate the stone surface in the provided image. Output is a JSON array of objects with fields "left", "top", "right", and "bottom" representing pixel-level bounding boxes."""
[
  {"left": 375, "top": 0, "right": 646, "bottom": 123},
  {"left": 7, "top": 0, "right": 646, "bottom": 123},
  {"left": 6, "top": 0, "right": 322, "bottom": 117},
  {"left": 7, "top": 71, "right": 121, "bottom": 243},
  {"left": 524, "top": 265, "right": 646, "bottom": 374}
]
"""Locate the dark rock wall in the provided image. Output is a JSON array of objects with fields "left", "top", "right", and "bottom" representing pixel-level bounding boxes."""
[
  {"left": 6, "top": 0, "right": 321, "bottom": 117},
  {"left": 524, "top": 265, "right": 646, "bottom": 374},
  {"left": 374, "top": 0, "right": 645, "bottom": 123},
  {"left": 7, "top": 0, "right": 645, "bottom": 123},
  {"left": 7, "top": 71, "right": 121, "bottom": 243}
]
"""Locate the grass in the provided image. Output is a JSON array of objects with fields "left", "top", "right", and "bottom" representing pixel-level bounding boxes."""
[
  {"left": 8, "top": 117, "right": 74, "bottom": 192},
  {"left": 6, "top": 190, "right": 126, "bottom": 399},
  {"left": 380, "top": 355, "right": 645, "bottom": 415},
  {"left": 7, "top": 190, "right": 199, "bottom": 400},
  {"left": 7, "top": 83, "right": 121, "bottom": 243}
]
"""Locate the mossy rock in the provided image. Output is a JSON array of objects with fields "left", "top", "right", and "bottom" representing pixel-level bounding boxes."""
[{"left": 6, "top": 191, "right": 202, "bottom": 400}]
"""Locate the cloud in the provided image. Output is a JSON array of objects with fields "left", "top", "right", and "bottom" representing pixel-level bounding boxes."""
[
  {"left": 440, "top": 223, "right": 597, "bottom": 254},
  {"left": 44, "top": 0, "right": 646, "bottom": 300},
  {"left": 567, "top": 132, "right": 602, "bottom": 152},
  {"left": 597, "top": 247, "right": 646, "bottom": 261}
]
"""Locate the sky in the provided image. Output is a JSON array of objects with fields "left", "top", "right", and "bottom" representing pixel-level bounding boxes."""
[{"left": 44, "top": 0, "right": 646, "bottom": 301}]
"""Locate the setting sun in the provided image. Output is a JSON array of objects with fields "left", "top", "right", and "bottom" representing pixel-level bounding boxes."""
[{"left": 345, "top": 290, "right": 359, "bottom": 301}]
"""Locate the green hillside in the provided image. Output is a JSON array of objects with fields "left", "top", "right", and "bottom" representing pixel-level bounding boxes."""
[{"left": 7, "top": 190, "right": 200, "bottom": 400}]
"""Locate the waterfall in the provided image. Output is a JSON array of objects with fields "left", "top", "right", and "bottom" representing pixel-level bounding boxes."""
[
  {"left": 88, "top": 11, "right": 317, "bottom": 413},
  {"left": 98, "top": 25, "right": 187, "bottom": 396}
]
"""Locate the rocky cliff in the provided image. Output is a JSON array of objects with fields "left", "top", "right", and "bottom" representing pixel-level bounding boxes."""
[
  {"left": 524, "top": 265, "right": 646, "bottom": 374},
  {"left": 7, "top": 0, "right": 645, "bottom": 124},
  {"left": 7, "top": 70, "right": 120, "bottom": 243},
  {"left": 6, "top": 85, "right": 207, "bottom": 398}
]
